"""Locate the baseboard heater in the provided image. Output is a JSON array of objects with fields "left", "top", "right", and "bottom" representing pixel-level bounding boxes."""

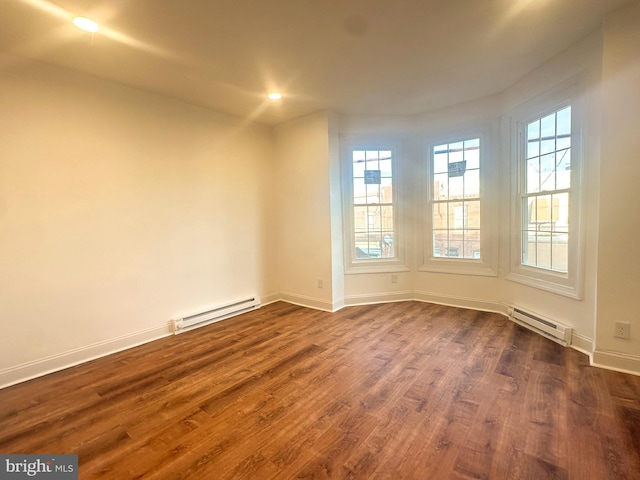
[
  {"left": 172, "top": 296, "right": 261, "bottom": 334},
  {"left": 510, "top": 307, "right": 572, "bottom": 345}
]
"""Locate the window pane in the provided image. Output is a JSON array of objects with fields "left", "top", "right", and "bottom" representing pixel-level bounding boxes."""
[
  {"left": 366, "top": 232, "right": 383, "bottom": 258},
  {"left": 464, "top": 230, "right": 481, "bottom": 259},
  {"left": 540, "top": 152, "right": 555, "bottom": 173},
  {"left": 550, "top": 232, "right": 568, "bottom": 272},
  {"left": 381, "top": 231, "right": 395, "bottom": 258},
  {"left": 557, "top": 135, "right": 571, "bottom": 152},
  {"left": 434, "top": 173, "right": 448, "bottom": 200},
  {"left": 366, "top": 183, "right": 380, "bottom": 203},
  {"left": 522, "top": 230, "right": 537, "bottom": 267},
  {"left": 354, "top": 206, "right": 368, "bottom": 232},
  {"left": 450, "top": 232, "right": 465, "bottom": 257},
  {"left": 523, "top": 192, "right": 568, "bottom": 270},
  {"left": 381, "top": 206, "right": 394, "bottom": 230},
  {"left": 449, "top": 176, "right": 464, "bottom": 199},
  {"left": 355, "top": 232, "right": 369, "bottom": 243},
  {"left": 540, "top": 153, "right": 556, "bottom": 191},
  {"left": 433, "top": 203, "right": 448, "bottom": 230},
  {"left": 554, "top": 192, "right": 569, "bottom": 227},
  {"left": 540, "top": 138, "right": 555, "bottom": 155},
  {"left": 353, "top": 178, "right": 367, "bottom": 204},
  {"left": 355, "top": 232, "right": 370, "bottom": 258},
  {"left": 464, "top": 169, "right": 480, "bottom": 198},
  {"left": 557, "top": 107, "right": 571, "bottom": 135},
  {"left": 557, "top": 150, "right": 571, "bottom": 190},
  {"left": 536, "top": 233, "right": 552, "bottom": 270},
  {"left": 526, "top": 197, "right": 537, "bottom": 225},
  {"left": 527, "top": 140, "right": 540, "bottom": 159},
  {"left": 448, "top": 201, "right": 460, "bottom": 230},
  {"left": 433, "top": 231, "right": 448, "bottom": 257},
  {"left": 379, "top": 158, "right": 392, "bottom": 177},
  {"left": 528, "top": 120, "right": 540, "bottom": 140},
  {"left": 366, "top": 159, "right": 379, "bottom": 171},
  {"left": 540, "top": 113, "right": 556, "bottom": 138},
  {"left": 367, "top": 205, "right": 380, "bottom": 222},
  {"left": 464, "top": 138, "right": 480, "bottom": 150},
  {"left": 380, "top": 177, "right": 393, "bottom": 203},
  {"left": 434, "top": 151, "right": 448, "bottom": 173},
  {"left": 527, "top": 158, "right": 540, "bottom": 193},
  {"left": 467, "top": 200, "right": 480, "bottom": 229},
  {"left": 449, "top": 142, "right": 464, "bottom": 163},
  {"left": 463, "top": 139, "right": 480, "bottom": 170},
  {"left": 366, "top": 150, "right": 379, "bottom": 161},
  {"left": 536, "top": 194, "right": 553, "bottom": 225},
  {"left": 452, "top": 202, "right": 466, "bottom": 229}
]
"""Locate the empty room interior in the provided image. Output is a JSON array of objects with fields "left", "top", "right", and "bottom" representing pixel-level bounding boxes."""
[{"left": 1, "top": 0, "right": 640, "bottom": 478}]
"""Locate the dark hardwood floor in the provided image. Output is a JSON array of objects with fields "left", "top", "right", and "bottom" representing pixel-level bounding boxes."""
[{"left": 1, "top": 301, "right": 639, "bottom": 479}]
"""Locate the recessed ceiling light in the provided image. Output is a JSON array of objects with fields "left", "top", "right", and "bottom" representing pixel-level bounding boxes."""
[
  {"left": 72, "top": 16, "right": 100, "bottom": 33},
  {"left": 267, "top": 92, "right": 283, "bottom": 101}
]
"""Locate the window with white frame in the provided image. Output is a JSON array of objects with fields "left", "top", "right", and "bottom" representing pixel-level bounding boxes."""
[
  {"left": 431, "top": 138, "right": 481, "bottom": 260},
  {"left": 421, "top": 130, "right": 497, "bottom": 276},
  {"left": 343, "top": 142, "right": 407, "bottom": 273},
  {"left": 521, "top": 106, "right": 571, "bottom": 272},
  {"left": 508, "top": 93, "right": 583, "bottom": 298},
  {"left": 352, "top": 149, "right": 395, "bottom": 260}
]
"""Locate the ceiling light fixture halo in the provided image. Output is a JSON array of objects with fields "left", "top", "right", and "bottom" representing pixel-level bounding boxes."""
[
  {"left": 267, "top": 92, "right": 283, "bottom": 101},
  {"left": 72, "top": 16, "right": 100, "bottom": 33}
]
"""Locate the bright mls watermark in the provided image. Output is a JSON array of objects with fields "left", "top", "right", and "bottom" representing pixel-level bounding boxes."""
[{"left": 0, "top": 455, "right": 77, "bottom": 479}]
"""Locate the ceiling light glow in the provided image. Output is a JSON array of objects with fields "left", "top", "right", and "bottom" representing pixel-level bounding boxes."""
[
  {"left": 72, "top": 16, "right": 100, "bottom": 33},
  {"left": 268, "top": 92, "right": 283, "bottom": 100}
]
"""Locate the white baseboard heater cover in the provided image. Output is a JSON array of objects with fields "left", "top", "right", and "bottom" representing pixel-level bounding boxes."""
[
  {"left": 172, "top": 296, "right": 261, "bottom": 334},
  {"left": 510, "top": 307, "right": 572, "bottom": 345}
]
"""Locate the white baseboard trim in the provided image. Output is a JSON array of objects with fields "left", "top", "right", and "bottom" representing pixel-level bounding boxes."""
[
  {"left": 570, "top": 332, "right": 594, "bottom": 356},
  {"left": 260, "top": 291, "right": 282, "bottom": 307},
  {"left": 344, "top": 290, "right": 414, "bottom": 307},
  {"left": 331, "top": 296, "right": 346, "bottom": 312},
  {"left": 413, "top": 290, "right": 510, "bottom": 317},
  {"left": 279, "top": 292, "right": 336, "bottom": 312},
  {"left": 592, "top": 349, "right": 640, "bottom": 377},
  {"left": 0, "top": 324, "right": 171, "bottom": 389}
]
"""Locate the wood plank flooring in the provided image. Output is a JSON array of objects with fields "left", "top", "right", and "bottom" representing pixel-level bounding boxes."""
[{"left": 1, "top": 301, "right": 639, "bottom": 479}]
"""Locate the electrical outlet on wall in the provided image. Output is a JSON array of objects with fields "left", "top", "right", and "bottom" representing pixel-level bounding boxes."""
[
  {"left": 615, "top": 322, "right": 631, "bottom": 339},
  {"left": 391, "top": 273, "right": 398, "bottom": 283},
  {"left": 317, "top": 278, "right": 324, "bottom": 289}
]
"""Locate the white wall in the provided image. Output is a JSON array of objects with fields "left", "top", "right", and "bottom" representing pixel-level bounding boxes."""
[
  {"left": 594, "top": 4, "right": 640, "bottom": 371},
  {"left": 0, "top": 54, "right": 275, "bottom": 387},
  {"left": 328, "top": 113, "right": 345, "bottom": 309},
  {"left": 273, "top": 112, "right": 337, "bottom": 311}
]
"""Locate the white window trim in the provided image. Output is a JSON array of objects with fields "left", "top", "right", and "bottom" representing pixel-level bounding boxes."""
[
  {"left": 341, "top": 137, "right": 409, "bottom": 274},
  {"left": 419, "top": 127, "right": 498, "bottom": 277},
  {"left": 506, "top": 83, "right": 585, "bottom": 299}
]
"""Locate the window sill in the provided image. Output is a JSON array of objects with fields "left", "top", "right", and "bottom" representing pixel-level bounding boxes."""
[
  {"left": 506, "top": 271, "right": 581, "bottom": 299},
  {"left": 345, "top": 262, "right": 411, "bottom": 275},
  {"left": 418, "top": 260, "right": 497, "bottom": 277}
]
